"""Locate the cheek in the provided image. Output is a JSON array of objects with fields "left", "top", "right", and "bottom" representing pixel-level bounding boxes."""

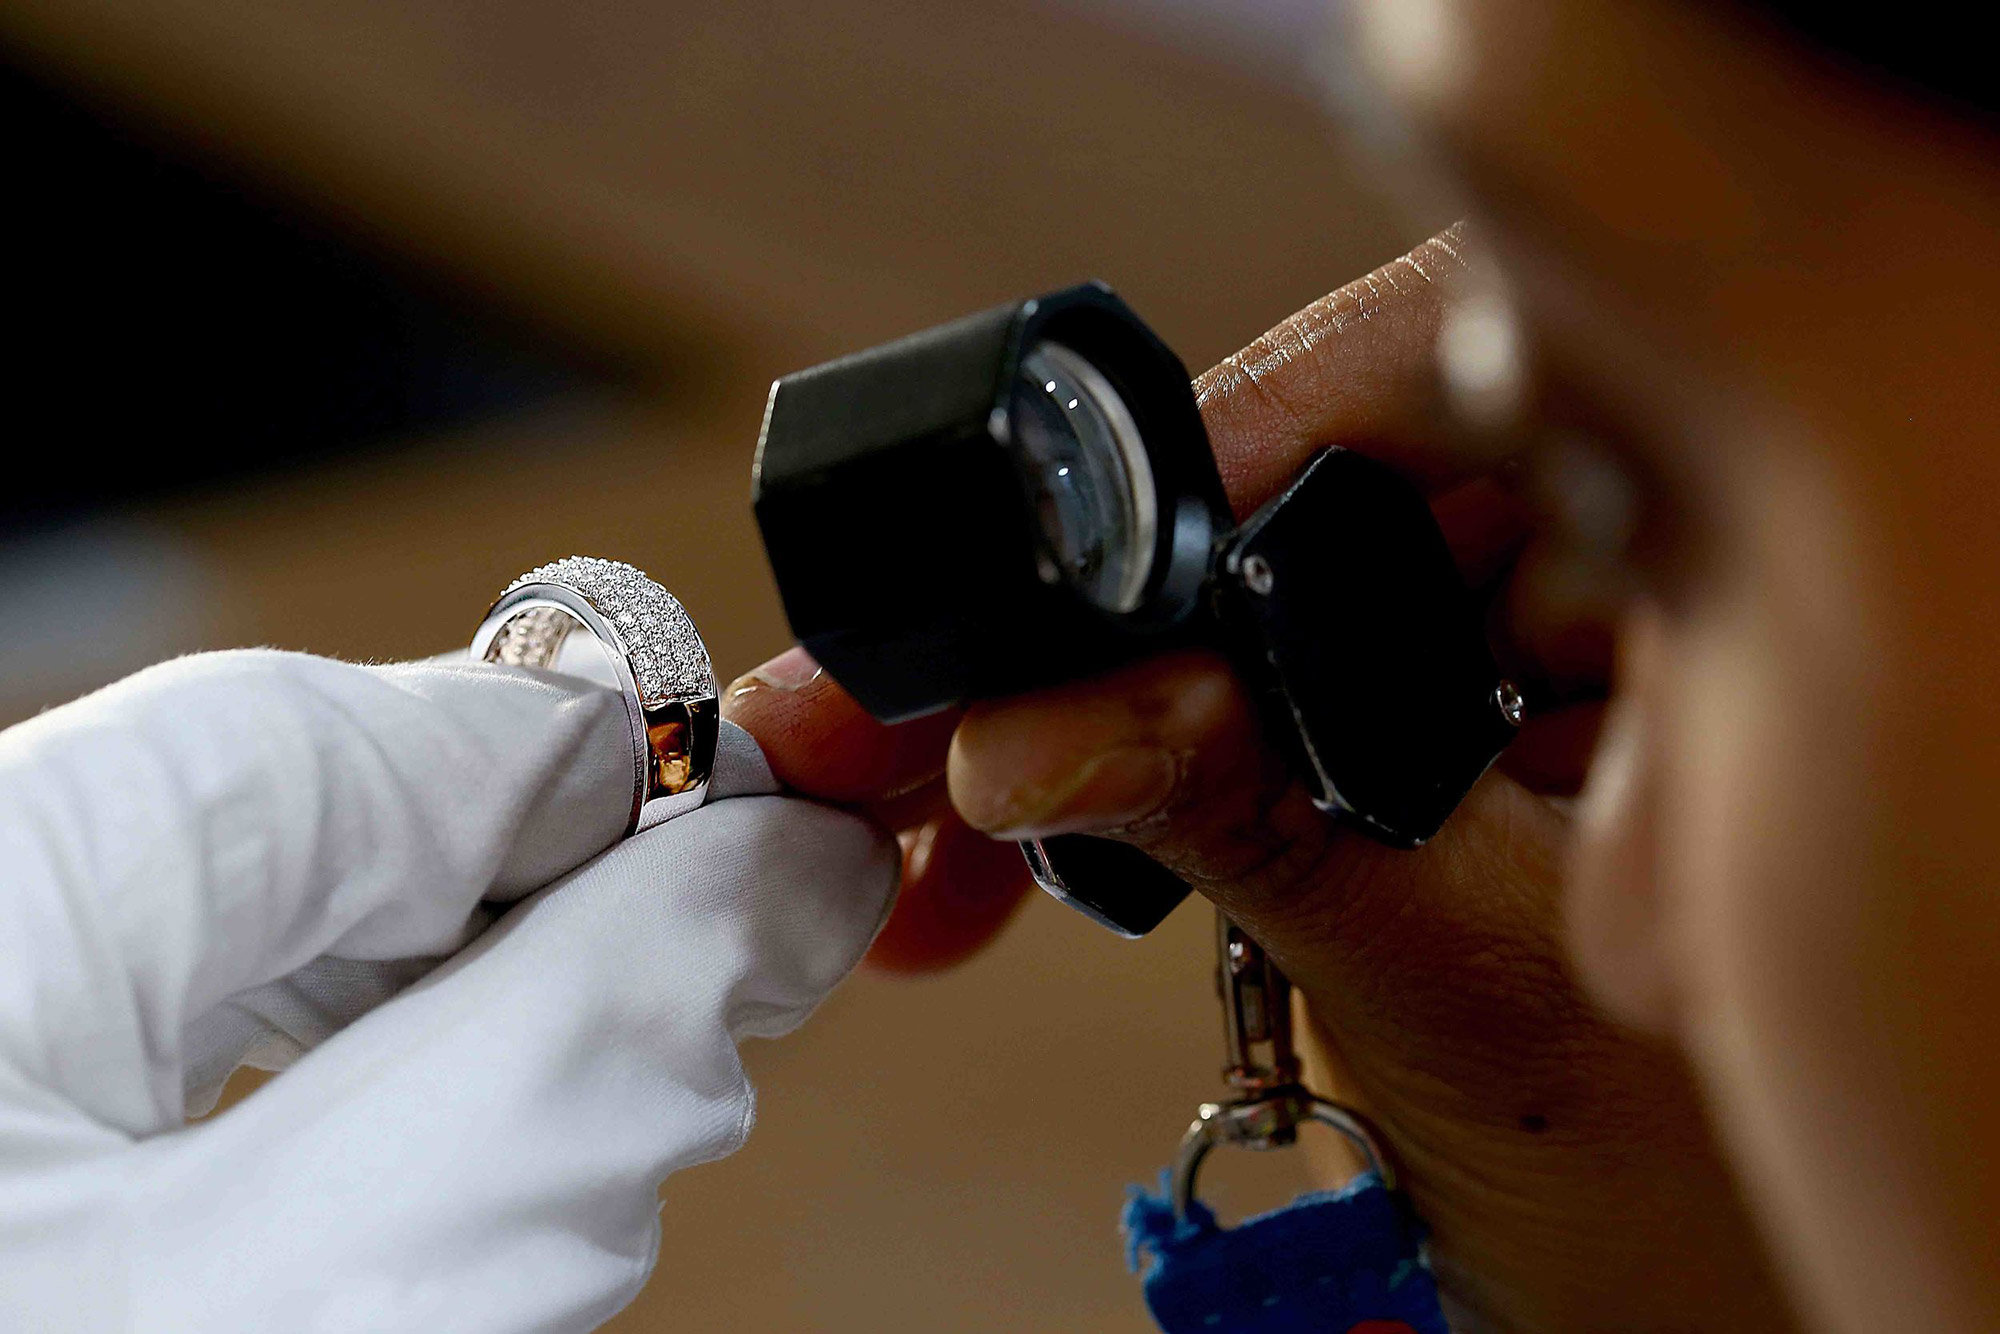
[
  {"left": 1567, "top": 595, "right": 1826, "bottom": 1046},
  {"left": 1654, "top": 605, "right": 1836, "bottom": 1037},
  {"left": 1565, "top": 613, "right": 1674, "bottom": 1031},
  {"left": 1651, "top": 454, "right": 1885, "bottom": 1102},
  {"left": 1642, "top": 465, "right": 1940, "bottom": 1324}
]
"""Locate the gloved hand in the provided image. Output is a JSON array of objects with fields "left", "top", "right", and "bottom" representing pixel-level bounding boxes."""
[{"left": 0, "top": 649, "right": 898, "bottom": 1331}]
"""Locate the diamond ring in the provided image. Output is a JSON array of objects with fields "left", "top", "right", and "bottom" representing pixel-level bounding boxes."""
[{"left": 471, "top": 556, "right": 718, "bottom": 834}]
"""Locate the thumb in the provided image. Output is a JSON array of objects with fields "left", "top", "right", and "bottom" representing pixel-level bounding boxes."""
[
  {"left": 946, "top": 648, "right": 1399, "bottom": 950},
  {"left": 946, "top": 650, "right": 1588, "bottom": 1075}
]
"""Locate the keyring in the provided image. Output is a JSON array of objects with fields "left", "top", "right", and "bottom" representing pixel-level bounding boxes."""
[
  {"left": 1137, "top": 1057, "right": 1440, "bottom": 1334},
  {"left": 471, "top": 556, "right": 718, "bottom": 835},
  {"left": 1171, "top": 1090, "right": 1398, "bottom": 1222},
  {"left": 1170, "top": 913, "right": 1401, "bottom": 1220}
]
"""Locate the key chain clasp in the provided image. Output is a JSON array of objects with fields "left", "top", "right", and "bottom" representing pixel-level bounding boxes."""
[
  {"left": 1217, "top": 913, "right": 1300, "bottom": 1103},
  {"left": 1173, "top": 914, "right": 1398, "bottom": 1219}
]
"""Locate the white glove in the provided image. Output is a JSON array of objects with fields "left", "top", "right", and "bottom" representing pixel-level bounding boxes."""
[{"left": 0, "top": 649, "right": 898, "bottom": 1331}]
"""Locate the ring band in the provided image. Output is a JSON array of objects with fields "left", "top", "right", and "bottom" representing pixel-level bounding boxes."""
[{"left": 471, "top": 556, "right": 718, "bottom": 834}]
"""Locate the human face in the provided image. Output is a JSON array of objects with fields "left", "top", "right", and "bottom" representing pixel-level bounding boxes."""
[{"left": 1343, "top": 0, "right": 2000, "bottom": 1326}]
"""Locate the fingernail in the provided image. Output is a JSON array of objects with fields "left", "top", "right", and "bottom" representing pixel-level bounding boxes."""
[
  {"left": 971, "top": 745, "right": 1182, "bottom": 841},
  {"left": 725, "top": 645, "right": 821, "bottom": 700}
]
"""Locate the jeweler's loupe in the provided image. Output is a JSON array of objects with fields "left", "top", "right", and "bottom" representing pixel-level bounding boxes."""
[{"left": 752, "top": 283, "right": 1520, "bottom": 936}]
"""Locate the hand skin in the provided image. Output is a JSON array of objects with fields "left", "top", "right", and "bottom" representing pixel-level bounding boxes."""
[
  {"left": 733, "top": 6, "right": 2000, "bottom": 1329},
  {"left": 726, "top": 228, "right": 1793, "bottom": 1332}
]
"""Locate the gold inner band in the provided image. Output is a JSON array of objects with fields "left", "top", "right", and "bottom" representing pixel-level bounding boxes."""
[
  {"left": 481, "top": 604, "right": 579, "bottom": 671},
  {"left": 644, "top": 699, "right": 717, "bottom": 796},
  {"left": 485, "top": 605, "right": 716, "bottom": 803}
]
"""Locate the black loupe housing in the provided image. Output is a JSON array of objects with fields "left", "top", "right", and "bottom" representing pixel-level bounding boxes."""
[
  {"left": 754, "top": 284, "right": 1229, "bottom": 717},
  {"left": 754, "top": 283, "right": 1520, "bottom": 937}
]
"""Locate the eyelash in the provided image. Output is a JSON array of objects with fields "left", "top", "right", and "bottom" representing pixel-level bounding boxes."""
[
  {"left": 1495, "top": 332, "right": 1704, "bottom": 609},
  {"left": 1435, "top": 290, "right": 1706, "bottom": 612}
]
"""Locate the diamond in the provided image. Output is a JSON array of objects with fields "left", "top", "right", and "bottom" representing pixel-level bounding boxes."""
[{"left": 496, "top": 554, "right": 716, "bottom": 705}]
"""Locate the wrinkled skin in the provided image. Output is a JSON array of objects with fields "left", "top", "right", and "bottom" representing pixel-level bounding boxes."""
[{"left": 727, "top": 2, "right": 2000, "bottom": 1329}]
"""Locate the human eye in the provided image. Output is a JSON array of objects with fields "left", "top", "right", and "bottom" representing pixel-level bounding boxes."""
[{"left": 1438, "top": 287, "right": 1709, "bottom": 613}]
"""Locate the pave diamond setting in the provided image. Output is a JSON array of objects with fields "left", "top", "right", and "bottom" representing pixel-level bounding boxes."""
[{"left": 499, "top": 556, "right": 715, "bottom": 705}]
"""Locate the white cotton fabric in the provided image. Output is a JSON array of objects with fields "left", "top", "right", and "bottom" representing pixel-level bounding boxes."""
[{"left": 0, "top": 650, "right": 898, "bottom": 1331}]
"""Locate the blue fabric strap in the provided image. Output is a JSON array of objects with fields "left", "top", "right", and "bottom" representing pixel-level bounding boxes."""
[{"left": 1122, "top": 1172, "right": 1448, "bottom": 1334}]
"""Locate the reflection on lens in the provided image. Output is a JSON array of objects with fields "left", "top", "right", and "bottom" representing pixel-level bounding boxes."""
[{"left": 1010, "top": 342, "right": 1158, "bottom": 614}]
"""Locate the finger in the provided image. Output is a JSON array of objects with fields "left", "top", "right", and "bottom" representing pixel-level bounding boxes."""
[
  {"left": 847, "top": 778, "right": 1037, "bottom": 973},
  {"left": 0, "top": 650, "right": 634, "bottom": 1135},
  {"left": 948, "top": 650, "right": 1280, "bottom": 857},
  {"left": 722, "top": 660, "right": 1033, "bottom": 973},
  {"left": 860, "top": 773, "right": 956, "bottom": 834},
  {"left": 127, "top": 786, "right": 898, "bottom": 1329},
  {"left": 944, "top": 651, "right": 1568, "bottom": 1020},
  {"left": 720, "top": 647, "right": 958, "bottom": 805},
  {"left": 1198, "top": 224, "right": 1486, "bottom": 517},
  {"left": 867, "top": 810, "right": 1035, "bottom": 973},
  {"left": 178, "top": 721, "right": 785, "bottom": 1115},
  {"left": 945, "top": 651, "right": 1613, "bottom": 1113},
  {"left": 723, "top": 652, "right": 1029, "bottom": 972}
]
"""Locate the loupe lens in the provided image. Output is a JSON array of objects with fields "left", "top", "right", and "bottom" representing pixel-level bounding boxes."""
[{"left": 1010, "top": 342, "right": 1158, "bottom": 614}]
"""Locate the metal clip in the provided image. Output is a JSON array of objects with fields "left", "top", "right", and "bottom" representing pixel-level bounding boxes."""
[
  {"left": 1172, "top": 912, "right": 1396, "bottom": 1219},
  {"left": 1217, "top": 913, "right": 1301, "bottom": 1106}
]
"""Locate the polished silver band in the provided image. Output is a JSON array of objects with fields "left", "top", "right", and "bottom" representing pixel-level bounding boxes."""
[{"left": 471, "top": 556, "right": 718, "bottom": 834}]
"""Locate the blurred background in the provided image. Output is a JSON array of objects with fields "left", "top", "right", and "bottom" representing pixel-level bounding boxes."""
[{"left": 0, "top": 1, "right": 1426, "bottom": 1327}]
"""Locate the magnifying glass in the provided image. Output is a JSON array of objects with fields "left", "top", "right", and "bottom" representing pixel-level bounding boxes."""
[{"left": 752, "top": 283, "right": 1520, "bottom": 936}]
